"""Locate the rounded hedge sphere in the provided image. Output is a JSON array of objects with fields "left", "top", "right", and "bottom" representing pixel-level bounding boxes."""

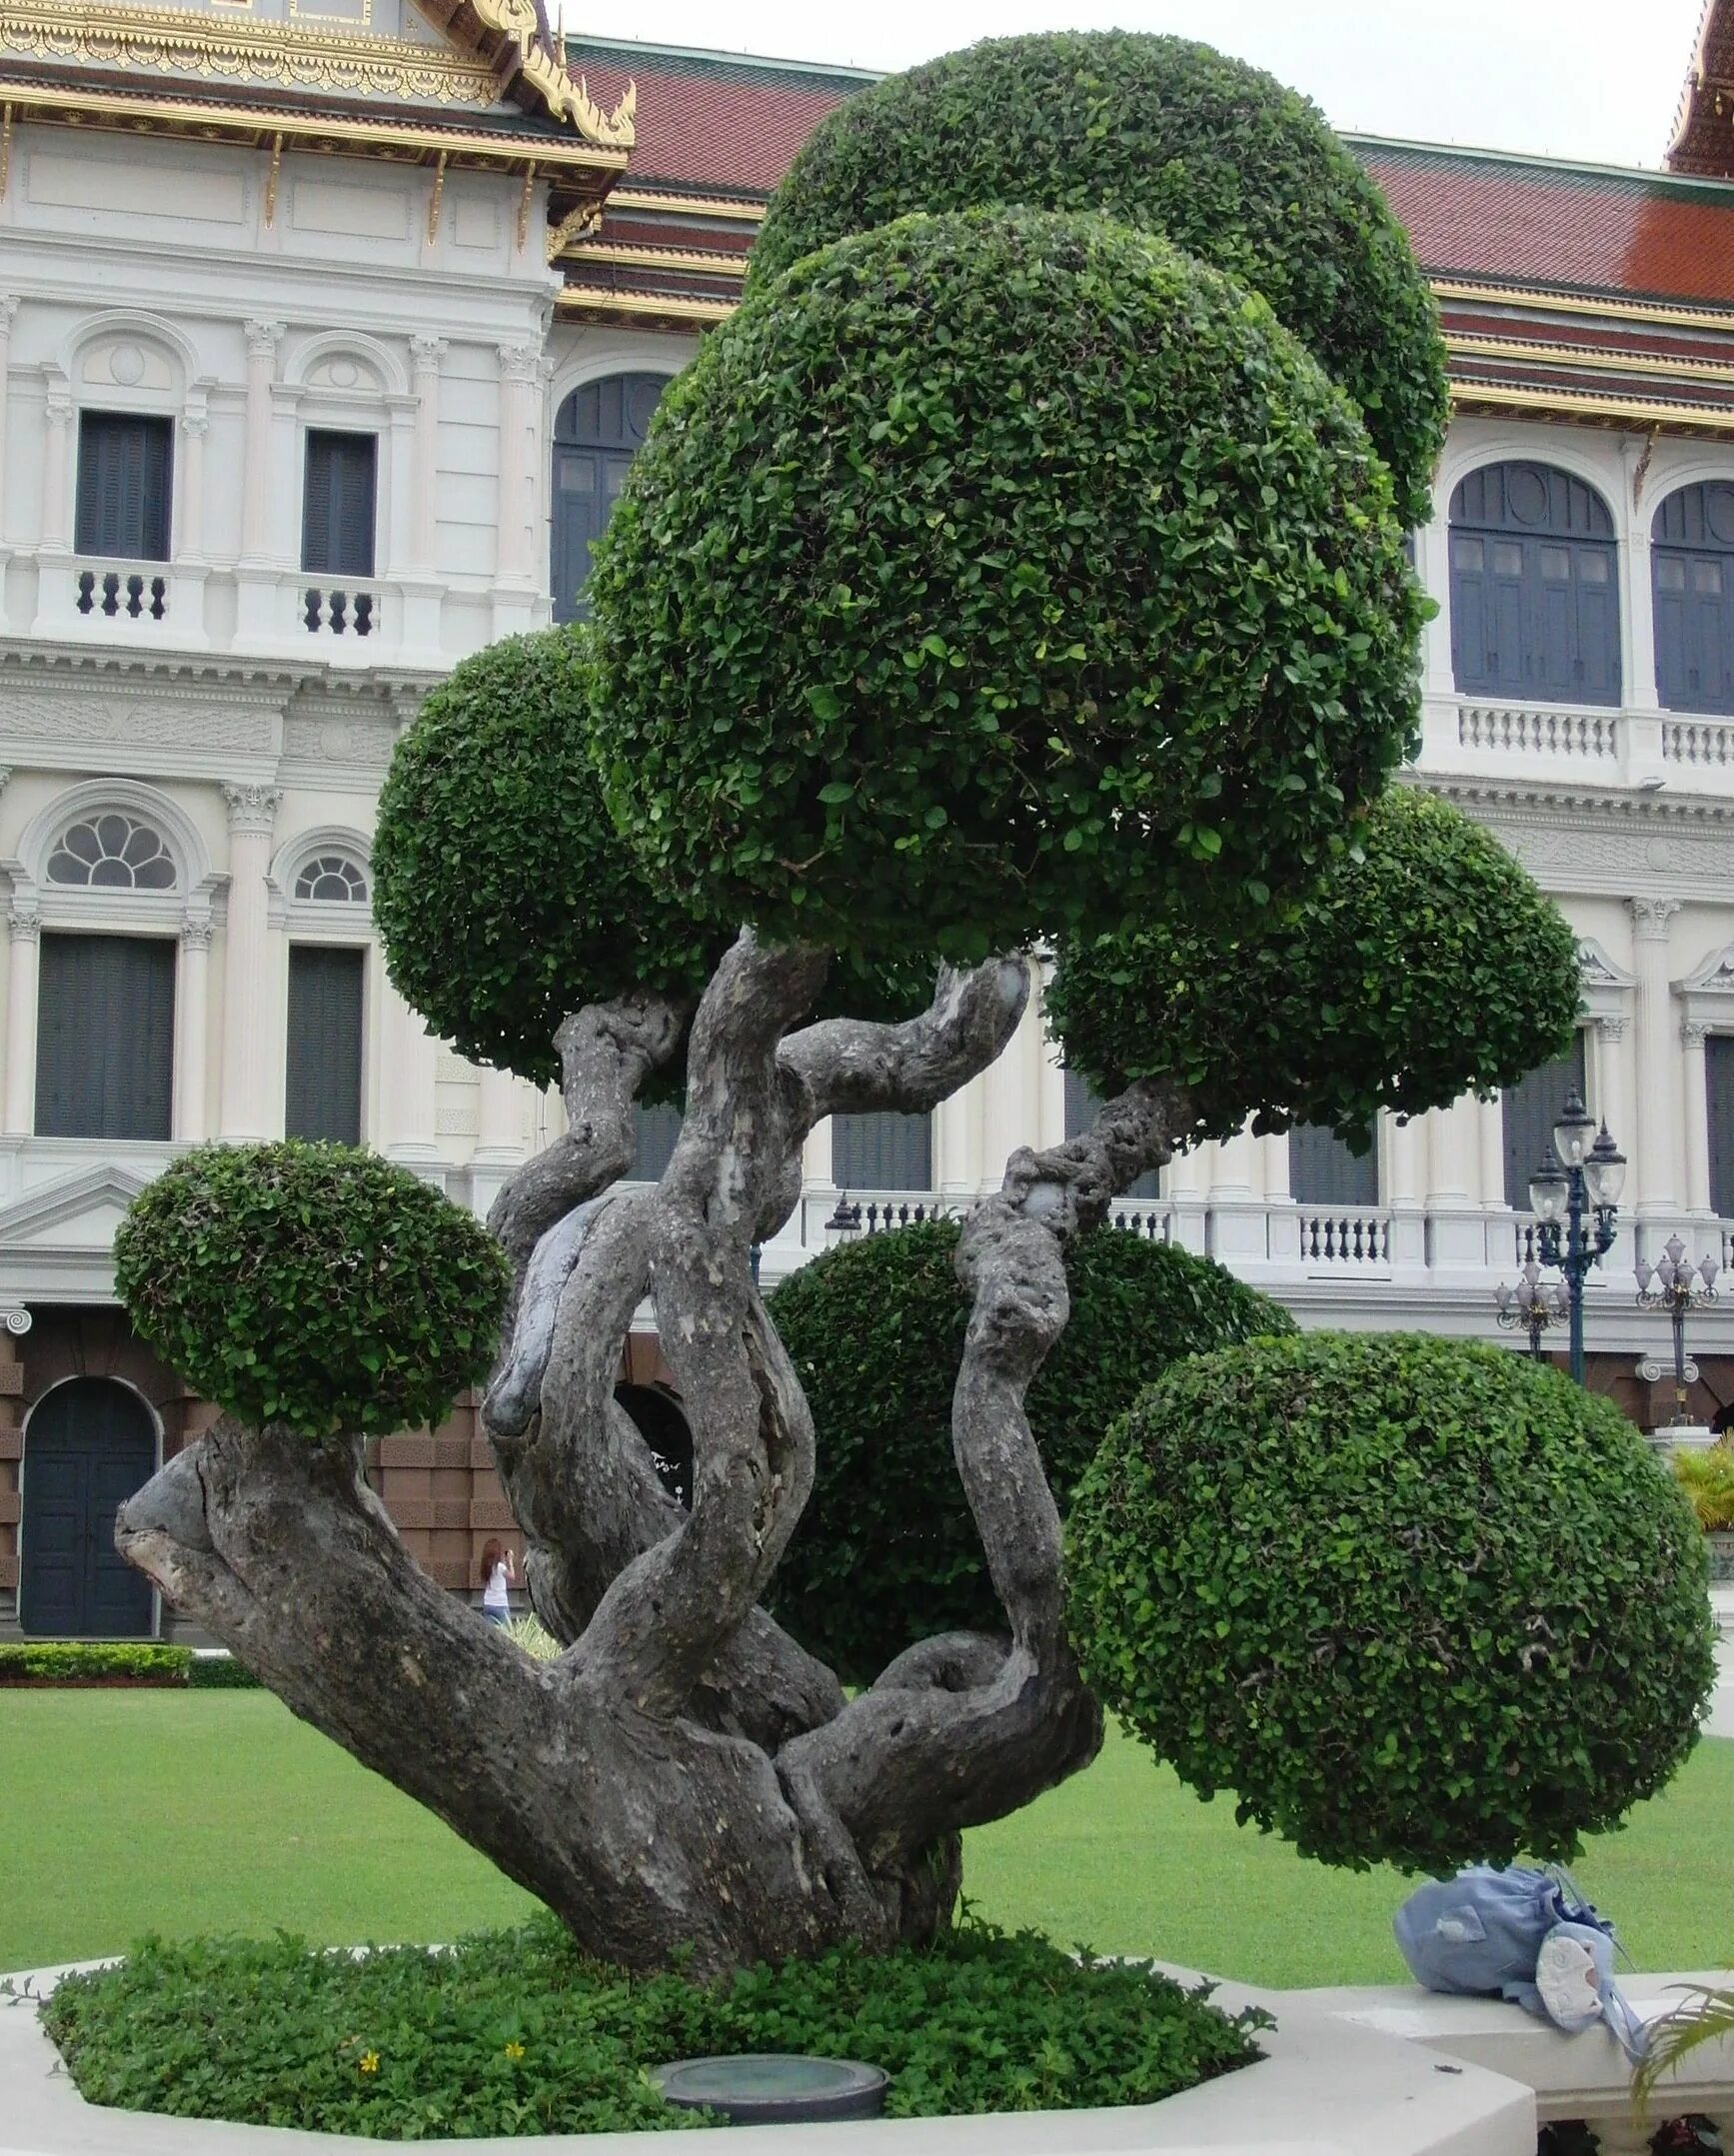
[
  {"left": 1047, "top": 789, "right": 1584, "bottom": 1152},
  {"left": 1066, "top": 1333, "right": 1715, "bottom": 1872},
  {"left": 372, "top": 630, "right": 719, "bottom": 1089},
  {"left": 753, "top": 32, "right": 1448, "bottom": 525},
  {"left": 589, "top": 210, "right": 1423, "bottom": 966},
  {"left": 768, "top": 1218, "right": 1293, "bottom": 1682},
  {"left": 115, "top": 1142, "right": 510, "bottom": 1440}
]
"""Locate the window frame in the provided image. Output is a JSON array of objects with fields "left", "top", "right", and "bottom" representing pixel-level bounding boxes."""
[
  {"left": 300, "top": 426, "right": 380, "bottom": 581},
  {"left": 74, "top": 408, "right": 175, "bottom": 565}
]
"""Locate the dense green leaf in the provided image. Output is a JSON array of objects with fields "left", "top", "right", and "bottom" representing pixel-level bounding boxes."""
[
  {"left": 588, "top": 210, "right": 1423, "bottom": 964},
  {"left": 1046, "top": 790, "right": 1584, "bottom": 1149},
  {"left": 1066, "top": 1333, "right": 1717, "bottom": 1872},
  {"left": 768, "top": 1219, "right": 1292, "bottom": 1682},
  {"left": 114, "top": 1143, "right": 510, "bottom": 1441},
  {"left": 751, "top": 31, "right": 1447, "bottom": 525}
]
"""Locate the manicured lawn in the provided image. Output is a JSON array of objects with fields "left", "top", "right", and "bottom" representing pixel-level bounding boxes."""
[{"left": 4, "top": 1691, "right": 1730, "bottom": 1987}]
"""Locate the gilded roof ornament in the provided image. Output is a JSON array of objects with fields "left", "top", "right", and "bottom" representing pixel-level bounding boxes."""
[{"left": 465, "top": 0, "right": 635, "bottom": 145}]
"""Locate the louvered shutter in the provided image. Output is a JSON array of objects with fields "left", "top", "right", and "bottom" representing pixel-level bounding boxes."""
[
  {"left": 832, "top": 1111, "right": 932, "bottom": 1191},
  {"left": 285, "top": 946, "right": 365, "bottom": 1144},
  {"left": 35, "top": 933, "right": 175, "bottom": 1140},
  {"left": 1708, "top": 1039, "right": 1734, "bottom": 1219},
  {"left": 302, "top": 431, "right": 377, "bottom": 577},
  {"left": 75, "top": 413, "right": 173, "bottom": 561},
  {"left": 633, "top": 1102, "right": 683, "bottom": 1180},
  {"left": 1062, "top": 1068, "right": 1160, "bottom": 1197},
  {"left": 1501, "top": 1032, "right": 1587, "bottom": 1208},
  {"left": 1289, "top": 1122, "right": 1379, "bottom": 1207}
]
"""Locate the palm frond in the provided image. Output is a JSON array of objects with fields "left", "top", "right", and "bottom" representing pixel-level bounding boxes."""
[{"left": 1632, "top": 1985, "right": 1734, "bottom": 2113}]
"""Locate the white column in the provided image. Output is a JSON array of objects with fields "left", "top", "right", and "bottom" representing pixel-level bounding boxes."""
[
  {"left": 474, "top": 1061, "right": 523, "bottom": 1163},
  {"left": 218, "top": 784, "right": 281, "bottom": 1140},
  {"left": 1630, "top": 897, "right": 1682, "bottom": 1215},
  {"left": 384, "top": 987, "right": 440, "bottom": 1165},
  {"left": 408, "top": 336, "right": 446, "bottom": 574},
  {"left": 178, "top": 407, "right": 208, "bottom": 564},
  {"left": 239, "top": 320, "right": 285, "bottom": 565},
  {"left": 0, "top": 296, "right": 21, "bottom": 546},
  {"left": 40, "top": 374, "right": 72, "bottom": 554},
  {"left": 1682, "top": 1019, "right": 1713, "bottom": 1214},
  {"left": 495, "top": 342, "right": 540, "bottom": 587},
  {"left": 1590, "top": 1014, "right": 1632, "bottom": 1182},
  {"left": 1476, "top": 1093, "right": 1506, "bottom": 1209},
  {"left": 3, "top": 898, "right": 38, "bottom": 1135},
  {"left": 174, "top": 918, "right": 213, "bottom": 1141},
  {"left": 1623, "top": 434, "right": 1660, "bottom": 715}
]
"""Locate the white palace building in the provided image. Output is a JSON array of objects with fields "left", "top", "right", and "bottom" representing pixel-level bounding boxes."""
[{"left": 5, "top": 0, "right": 1734, "bottom": 1631}]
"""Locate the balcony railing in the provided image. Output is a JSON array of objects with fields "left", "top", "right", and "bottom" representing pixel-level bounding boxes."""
[
  {"left": 75, "top": 564, "right": 167, "bottom": 624},
  {"left": 1426, "top": 691, "right": 1734, "bottom": 797}
]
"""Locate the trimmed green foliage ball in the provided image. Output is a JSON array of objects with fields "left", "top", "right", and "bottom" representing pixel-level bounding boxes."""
[
  {"left": 769, "top": 1219, "right": 1293, "bottom": 1683},
  {"left": 372, "top": 630, "right": 719, "bottom": 1088},
  {"left": 115, "top": 1143, "right": 510, "bottom": 1440},
  {"left": 589, "top": 210, "right": 1423, "bottom": 965},
  {"left": 1067, "top": 1333, "right": 1716, "bottom": 1873},
  {"left": 753, "top": 32, "right": 1447, "bottom": 523},
  {"left": 1046, "top": 789, "right": 1583, "bottom": 1152}
]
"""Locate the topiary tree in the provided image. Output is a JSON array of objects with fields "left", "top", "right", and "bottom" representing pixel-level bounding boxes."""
[
  {"left": 768, "top": 1220, "right": 1293, "bottom": 1682},
  {"left": 109, "top": 33, "right": 1699, "bottom": 1981},
  {"left": 1067, "top": 1334, "right": 1717, "bottom": 1871}
]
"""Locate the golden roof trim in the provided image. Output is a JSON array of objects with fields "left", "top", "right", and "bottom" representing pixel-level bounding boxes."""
[
  {"left": 1447, "top": 331, "right": 1734, "bottom": 387},
  {"left": 556, "top": 282, "right": 736, "bottom": 324},
  {"left": 1449, "top": 375, "right": 1734, "bottom": 433},
  {"left": 0, "top": 1, "right": 500, "bottom": 106},
  {"left": 565, "top": 238, "right": 747, "bottom": 277},
  {"left": 608, "top": 186, "right": 765, "bottom": 222},
  {"left": 1432, "top": 277, "right": 1734, "bottom": 333},
  {"left": 0, "top": 73, "right": 627, "bottom": 171}
]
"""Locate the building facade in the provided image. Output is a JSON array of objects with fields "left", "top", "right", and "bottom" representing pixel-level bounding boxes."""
[{"left": 4, "top": 0, "right": 1734, "bottom": 1635}]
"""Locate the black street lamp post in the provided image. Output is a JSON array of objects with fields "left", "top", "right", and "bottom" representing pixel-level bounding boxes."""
[
  {"left": 1494, "top": 1259, "right": 1571, "bottom": 1360},
  {"left": 1524, "top": 1088, "right": 1625, "bottom": 1386},
  {"left": 1634, "top": 1234, "right": 1719, "bottom": 1428}
]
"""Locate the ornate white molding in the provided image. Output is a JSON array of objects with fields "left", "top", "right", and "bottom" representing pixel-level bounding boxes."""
[
  {"left": 410, "top": 335, "right": 448, "bottom": 378},
  {"left": 223, "top": 782, "right": 281, "bottom": 835},
  {"left": 497, "top": 342, "right": 543, "bottom": 383},
  {"left": 7, "top": 900, "right": 39, "bottom": 943},
  {"left": 1629, "top": 895, "right": 1682, "bottom": 942},
  {"left": 179, "top": 916, "right": 215, "bottom": 953},
  {"left": 243, "top": 319, "right": 286, "bottom": 365}
]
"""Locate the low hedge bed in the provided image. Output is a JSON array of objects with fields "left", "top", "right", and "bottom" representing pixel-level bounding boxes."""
[
  {"left": 0, "top": 1643, "right": 259, "bottom": 1687},
  {"left": 40, "top": 1915, "right": 1263, "bottom": 2138}
]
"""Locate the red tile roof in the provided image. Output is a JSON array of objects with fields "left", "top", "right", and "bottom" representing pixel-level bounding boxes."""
[
  {"left": 1358, "top": 142, "right": 1734, "bottom": 307},
  {"left": 566, "top": 40, "right": 861, "bottom": 195}
]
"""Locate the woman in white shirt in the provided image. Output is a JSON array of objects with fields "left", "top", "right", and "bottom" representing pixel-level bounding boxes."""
[{"left": 479, "top": 1538, "right": 517, "bottom": 1627}]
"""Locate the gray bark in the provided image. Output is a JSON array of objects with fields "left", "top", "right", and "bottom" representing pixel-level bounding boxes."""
[{"left": 118, "top": 935, "right": 1185, "bottom": 1974}]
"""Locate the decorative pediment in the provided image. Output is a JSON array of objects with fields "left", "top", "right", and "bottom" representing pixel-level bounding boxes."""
[
  {"left": 1578, "top": 937, "right": 1636, "bottom": 993},
  {"left": 1679, "top": 940, "right": 1734, "bottom": 997},
  {"left": 0, "top": 1162, "right": 155, "bottom": 1255}
]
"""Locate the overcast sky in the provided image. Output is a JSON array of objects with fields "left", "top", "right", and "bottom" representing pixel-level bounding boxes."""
[{"left": 560, "top": 0, "right": 1712, "bottom": 172}]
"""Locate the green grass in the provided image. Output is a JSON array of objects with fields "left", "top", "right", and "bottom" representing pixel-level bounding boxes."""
[{"left": 4, "top": 1691, "right": 1730, "bottom": 1987}]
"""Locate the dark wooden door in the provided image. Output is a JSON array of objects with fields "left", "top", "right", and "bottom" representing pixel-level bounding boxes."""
[
  {"left": 550, "top": 374, "right": 668, "bottom": 623},
  {"left": 19, "top": 1379, "right": 156, "bottom": 1637}
]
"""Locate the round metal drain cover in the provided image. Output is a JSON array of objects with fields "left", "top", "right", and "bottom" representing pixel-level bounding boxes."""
[{"left": 654, "top": 2053, "right": 889, "bottom": 2124}]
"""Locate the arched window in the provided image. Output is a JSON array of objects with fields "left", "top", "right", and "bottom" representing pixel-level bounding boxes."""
[
  {"left": 550, "top": 373, "right": 669, "bottom": 624},
  {"left": 1449, "top": 462, "right": 1620, "bottom": 706},
  {"left": 46, "top": 811, "right": 177, "bottom": 891},
  {"left": 1653, "top": 482, "right": 1734, "bottom": 715},
  {"left": 294, "top": 853, "right": 369, "bottom": 904}
]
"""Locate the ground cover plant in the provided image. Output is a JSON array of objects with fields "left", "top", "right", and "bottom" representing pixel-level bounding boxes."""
[
  {"left": 102, "top": 24, "right": 1709, "bottom": 2033},
  {"left": 40, "top": 1915, "right": 1262, "bottom": 2138}
]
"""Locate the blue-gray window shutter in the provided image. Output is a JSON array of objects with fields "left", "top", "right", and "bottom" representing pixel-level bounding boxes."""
[
  {"left": 1449, "top": 463, "right": 1619, "bottom": 707},
  {"left": 35, "top": 933, "right": 175, "bottom": 1140},
  {"left": 285, "top": 946, "right": 365, "bottom": 1144},
  {"left": 1653, "top": 483, "right": 1734, "bottom": 716},
  {"left": 1707, "top": 1037, "right": 1734, "bottom": 1218},
  {"left": 1062, "top": 1068, "right": 1160, "bottom": 1197},
  {"left": 1501, "top": 1031, "right": 1587, "bottom": 1208},
  {"left": 550, "top": 373, "right": 668, "bottom": 624},
  {"left": 633, "top": 1102, "right": 683, "bottom": 1180},
  {"left": 1288, "top": 1122, "right": 1379, "bottom": 1207},
  {"left": 75, "top": 412, "right": 173, "bottom": 562},
  {"left": 301, "top": 430, "right": 377, "bottom": 578},
  {"left": 832, "top": 1111, "right": 932, "bottom": 1191}
]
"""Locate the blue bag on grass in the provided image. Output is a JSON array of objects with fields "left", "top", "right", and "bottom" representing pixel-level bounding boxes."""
[{"left": 1394, "top": 1865, "right": 1649, "bottom": 2061}]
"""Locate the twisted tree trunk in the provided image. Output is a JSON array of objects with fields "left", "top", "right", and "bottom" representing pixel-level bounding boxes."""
[{"left": 117, "top": 935, "right": 1188, "bottom": 1974}]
